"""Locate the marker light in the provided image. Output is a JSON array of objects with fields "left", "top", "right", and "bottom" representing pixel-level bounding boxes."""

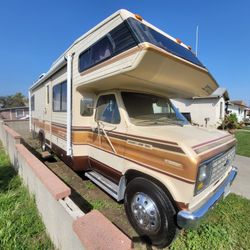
[
  {"left": 176, "top": 38, "right": 182, "bottom": 44},
  {"left": 135, "top": 14, "right": 143, "bottom": 21}
]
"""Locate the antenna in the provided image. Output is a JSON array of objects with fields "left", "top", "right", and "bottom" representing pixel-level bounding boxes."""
[{"left": 196, "top": 25, "right": 199, "bottom": 56}]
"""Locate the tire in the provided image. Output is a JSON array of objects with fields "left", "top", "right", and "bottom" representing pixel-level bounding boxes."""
[
  {"left": 38, "top": 132, "right": 46, "bottom": 152},
  {"left": 124, "top": 177, "right": 178, "bottom": 248}
]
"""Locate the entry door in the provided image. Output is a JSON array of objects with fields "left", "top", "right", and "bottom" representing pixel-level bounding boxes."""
[{"left": 89, "top": 93, "right": 125, "bottom": 184}]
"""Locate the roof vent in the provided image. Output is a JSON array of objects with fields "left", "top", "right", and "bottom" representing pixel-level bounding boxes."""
[{"left": 39, "top": 73, "right": 46, "bottom": 79}]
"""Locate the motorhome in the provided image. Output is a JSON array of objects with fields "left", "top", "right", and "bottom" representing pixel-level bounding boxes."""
[{"left": 29, "top": 9, "right": 237, "bottom": 247}]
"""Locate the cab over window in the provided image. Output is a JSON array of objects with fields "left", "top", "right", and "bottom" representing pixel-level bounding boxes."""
[{"left": 95, "top": 94, "right": 120, "bottom": 124}]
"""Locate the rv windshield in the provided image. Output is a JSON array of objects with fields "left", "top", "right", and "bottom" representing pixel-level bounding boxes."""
[{"left": 121, "top": 92, "right": 188, "bottom": 126}]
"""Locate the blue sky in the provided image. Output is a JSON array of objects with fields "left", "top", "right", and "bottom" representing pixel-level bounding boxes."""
[{"left": 0, "top": 1, "right": 249, "bottom": 104}]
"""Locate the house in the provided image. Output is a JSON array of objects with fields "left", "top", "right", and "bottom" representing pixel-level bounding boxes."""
[
  {"left": 0, "top": 106, "right": 29, "bottom": 120},
  {"left": 227, "top": 100, "right": 249, "bottom": 122},
  {"left": 171, "top": 88, "right": 229, "bottom": 128}
]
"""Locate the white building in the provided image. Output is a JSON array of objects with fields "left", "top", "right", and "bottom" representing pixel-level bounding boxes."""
[
  {"left": 227, "top": 100, "right": 249, "bottom": 122},
  {"left": 171, "top": 88, "right": 229, "bottom": 128}
]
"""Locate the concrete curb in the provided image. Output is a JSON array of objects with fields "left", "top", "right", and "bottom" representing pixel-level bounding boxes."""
[
  {"left": 0, "top": 120, "right": 132, "bottom": 250},
  {"left": 73, "top": 210, "right": 132, "bottom": 250},
  {"left": 16, "top": 144, "right": 71, "bottom": 200}
]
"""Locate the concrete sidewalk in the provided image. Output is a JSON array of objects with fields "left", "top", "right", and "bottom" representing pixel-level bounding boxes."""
[{"left": 231, "top": 155, "right": 250, "bottom": 199}]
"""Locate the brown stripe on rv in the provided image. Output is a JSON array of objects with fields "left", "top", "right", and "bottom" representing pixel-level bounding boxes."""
[
  {"left": 80, "top": 142, "right": 196, "bottom": 184},
  {"left": 34, "top": 122, "right": 196, "bottom": 182},
  {"left": 197, "top": 139, "right": 236, "bottom": 163},
  {"left": 192, "top": 134, "right": 232, "bottom": 149},
  {"left": 72, "top": 130, "right": 197, "bottom": 182},
  {"left": 107, "top": 131, "right": 184, "bottom": 153},
  {"left": 194, "top": 136, "right": 235, "bottom": 154}
]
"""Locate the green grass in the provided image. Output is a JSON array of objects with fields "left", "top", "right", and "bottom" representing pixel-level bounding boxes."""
[
  {"left": 84, "top": 181, "right": 96, "bottom": 190},
  {"left": 0, "top": 145, "right": 53, "bottom": 250},
  {"left": 242, "top": 126, "right": 250, "bottom": 130},
  {"left": 235, "top": 131, "right": 250, "bottom": 157},
  {"left": 89, "top": 198, "right": 122, "bottom": 210},
  {"left": 171, "top": 194, "right": 250, "bottom": 250}
]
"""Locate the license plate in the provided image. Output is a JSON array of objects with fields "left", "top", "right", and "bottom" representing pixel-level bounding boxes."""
[{"left": 224, "top": 183, "right": 231, "bottom": 198}]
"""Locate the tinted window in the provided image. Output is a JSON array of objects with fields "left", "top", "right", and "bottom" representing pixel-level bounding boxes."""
[
  {"left": 80, "top": 97, "right": 94, "bottom": 116},
  {"left": 61, "top": 82, "right": 67, "bottom": 111},
  {"left": 127, "top": 18, "right": 204, "bottom": 68},
  {"left": 79, "top": 49, "right": 91, "bottom": 72},
  {"left": 96, "top": 94, "right": 120, "bottom": 124},
  {"left": 92, "top": 36, "right": 113, "bottom": 64},
  {"left": 47, "top": 85, "right": 50, "bottom": 104},
  {"left": 79, "top": 22, "right": 137, "bottom": 73},
  {"left": 53, "top": 81, "right": 67, "bottom": 112},
  {"left": 31, "top": 95, "right": 35, "bottom": 111},
  {"left": 53, "top": 84, "right": 61, "bottom": 111}
]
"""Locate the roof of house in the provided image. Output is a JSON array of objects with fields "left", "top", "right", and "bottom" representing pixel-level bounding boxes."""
[
  {"left": 229, "top": 100, "right": 250, "bottom": 110},
  {"left": 192, "top": 87, "right": 229, "bottom": 100},
  {"left": 0, "top": 106, "right": 29, "bottom": 111}
]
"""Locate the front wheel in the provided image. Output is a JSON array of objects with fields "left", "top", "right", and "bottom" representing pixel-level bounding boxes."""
[{"left": 124, "top": 177, "right": 178, "bottom": 248}]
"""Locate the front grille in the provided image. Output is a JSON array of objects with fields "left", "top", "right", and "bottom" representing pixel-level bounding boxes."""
[{"left": 209, "top": 147, "right": 235, "bottom": 185}]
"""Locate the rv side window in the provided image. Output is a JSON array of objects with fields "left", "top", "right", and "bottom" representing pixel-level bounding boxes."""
[
  {"left": 95, "top": 94, "right": 120, "bottom": 124},
  {"left": 79, "top": 49, "right": 91, "bottom": 72},
  {"left": 80, "top": 97, "right": 94, "bottom": 116},
  {"left": 61, "top": 82, "right": 67, "bottom": 111},
  {"left": 79, "top": 36, "right": 113, "bottom": 72},
  {"left": 31, "top": 95, "right": 35, "bottom": 111},
  {"left": 92, "top": 36, "right": 113, "bottom": 64},
  {"left": 46, "top": 85, "right": 50, "bottom": 104},
  {"left": 53, "top": 81, "right": 67, "bottom": 112},
  {"left": 78, "top": 22, "right": 137, "bottom": 73}
]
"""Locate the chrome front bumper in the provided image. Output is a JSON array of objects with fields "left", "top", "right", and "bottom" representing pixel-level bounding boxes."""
[{"left": 177, "top": 166, "right": 238, "bottom": 229}]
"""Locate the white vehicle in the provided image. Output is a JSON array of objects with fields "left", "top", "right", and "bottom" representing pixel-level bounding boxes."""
[{"left": 29, "top": 9, "right": 237, "bottom": 247}]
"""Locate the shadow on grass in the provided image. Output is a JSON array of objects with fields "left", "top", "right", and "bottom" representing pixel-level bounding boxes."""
[{"left": 0, "top": 160, "right": 17, "bottom": 192}]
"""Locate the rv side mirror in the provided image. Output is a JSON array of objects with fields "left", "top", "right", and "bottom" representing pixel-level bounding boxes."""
[{"left": 80, "top": 97, "right": 94, "bottom": 116}]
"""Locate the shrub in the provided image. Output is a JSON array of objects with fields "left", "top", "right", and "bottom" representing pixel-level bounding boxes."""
[{"left": 219, "top": 113, "right": 238, "bottom": 130}]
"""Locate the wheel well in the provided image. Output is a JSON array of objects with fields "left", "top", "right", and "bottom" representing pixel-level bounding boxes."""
[
  {"left": 38, "top": 130, "right": 45, "bottom": 142},
  {"left": 125, "top": 169, "right": 179, "bottom": 213}
]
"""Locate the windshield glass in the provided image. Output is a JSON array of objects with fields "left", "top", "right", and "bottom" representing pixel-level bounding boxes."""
[{"left": 121, "top": 92, "right": 188, "bottom": 126}]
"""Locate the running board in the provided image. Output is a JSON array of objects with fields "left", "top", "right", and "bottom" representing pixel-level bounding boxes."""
[{"left": 85, "top": 171, "right": 125, "bottom": 201}]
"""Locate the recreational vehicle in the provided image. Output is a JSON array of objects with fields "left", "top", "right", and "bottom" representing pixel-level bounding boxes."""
[{"left": 29, "top": 9, "right": 237, "bottom": 247}]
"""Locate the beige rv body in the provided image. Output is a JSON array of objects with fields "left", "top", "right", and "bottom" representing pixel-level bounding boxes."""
[{"left": 30, "top": 9, "right": 236, "bottom": 230}]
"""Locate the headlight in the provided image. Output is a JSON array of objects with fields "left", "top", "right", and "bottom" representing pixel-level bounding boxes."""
[{"left": 195, "top": 164, "right": 211, "bottom": 195}]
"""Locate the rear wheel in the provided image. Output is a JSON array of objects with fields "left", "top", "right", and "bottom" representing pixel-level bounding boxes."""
[
  {"left": 124, "top": 177, "right": 178, "bottom": 248},
  {"left": 38, "top": 132, "right": 46, "bottom": 152}
]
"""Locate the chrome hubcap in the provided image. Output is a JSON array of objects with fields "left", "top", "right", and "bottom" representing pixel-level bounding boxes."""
[{"left": 131, "top": 192, "right": 160, "bottom": 232}]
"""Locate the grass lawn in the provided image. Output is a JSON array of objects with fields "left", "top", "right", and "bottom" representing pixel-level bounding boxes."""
[
  {"left": 235, "top": 130, "right": 250, "bottom": 157},
  {"left": 0, "top": 144, "right": 53, "bottom": 249},
  {"left": 171, "top": 194, "right": 250, "bottom": 250}
]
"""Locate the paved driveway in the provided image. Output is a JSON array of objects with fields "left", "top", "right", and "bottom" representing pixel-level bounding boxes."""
[{"left": 231, "top": 155, "right": 250, "bottom": 199}]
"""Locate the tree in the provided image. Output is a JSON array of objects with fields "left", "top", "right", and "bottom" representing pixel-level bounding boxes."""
[{"left": 0, "top": 92, "right": 28, "bottom": 108}]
